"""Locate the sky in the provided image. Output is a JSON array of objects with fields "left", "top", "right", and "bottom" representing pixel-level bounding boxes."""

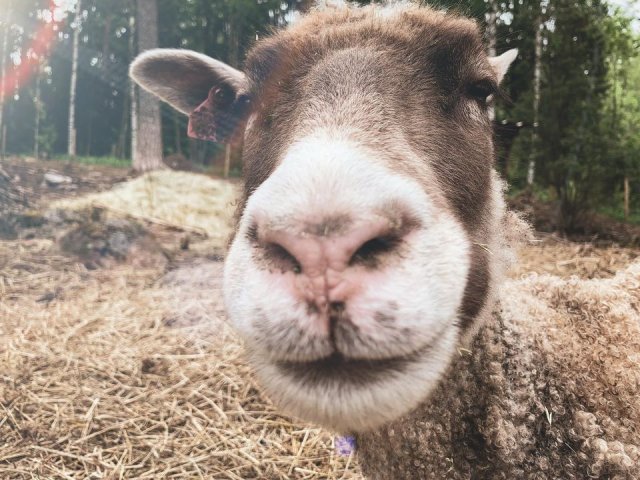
[{"left": 607, "top": 0, "right": 640, "bottom": 31}]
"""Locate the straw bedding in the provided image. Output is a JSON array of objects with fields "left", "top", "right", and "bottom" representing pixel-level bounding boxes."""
[
  {"left": 513, "top": 233, "right": 638, "bottom": 279},
  {"left": 0, "top": 241, "right": 362, "bottom": 479},
  {"left": 1, "top": 171, "right": 361, "bottom": 479}
]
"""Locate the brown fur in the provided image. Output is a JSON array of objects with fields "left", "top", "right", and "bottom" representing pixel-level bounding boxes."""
[
  {"left": 231, "top": 7, "right": 640, "bottom": 477},
  {"left": 357, "top": 262, "right": 640, "bottom": 479},
  {"left": 241, "top": 5, "right": 496, "bottom": 229},
  {"left": 237, "top": 3, "right": 500, "bottom": 337}
]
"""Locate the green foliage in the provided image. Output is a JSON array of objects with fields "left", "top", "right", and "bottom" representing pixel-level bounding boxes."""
[
  {"left": 529, "top": 0, "right": 605, "bottom": 228},
  {"left": 497, "top": 0, "right": 639, "bottom": 229},
  {"left": 55, "top": 155, "right": 131, "bottom": 168},
  {"left": 598, "top": 203, "right": 640, "bottom": 225}
]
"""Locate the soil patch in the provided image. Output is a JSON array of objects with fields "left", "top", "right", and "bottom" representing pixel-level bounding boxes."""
[
  {"left": 509, "top": 190, "right": 640, "bottom": 246},
  {"left": 1, "top": 156, "right": 132, "bottom": 207},
  {"left": 58, "top": 207, "right": 169, "bottom": 270}
]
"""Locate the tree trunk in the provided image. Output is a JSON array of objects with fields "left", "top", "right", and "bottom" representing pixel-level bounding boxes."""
[
  {"left": 527, "top": 13, "right": 543, "bottom": 186},
  {"left": 624, "top": 176, "right": 630, "bottom": 221},
  {"left": 85, "top": 116, "right": 93, "bottom": 156},
  {"left": 486, "top": 0, "right": 497, "bottom": 122},
  {"left": 68, "top": 0, "right": 82, "bottom": 158},
  {"left": 116, "top": 87, "right": 130, "bottom": 158},
  {"left": 129, "top": 10, "right": 137, "bottom": 162},
  {"left": 133, "top": 0, "right": 163, "bottom": 171},
  {"left": 34, "top": 65, "right": 42, "bottom": 159},
  {"left": 102, "top": 13, "right": 113, "bottom": 66},
  {"left": 225, "top": 10, "right": 241, "bottom": 176},
  {"left": 0, "top": 2, "right": 12, "bottom": 160}
]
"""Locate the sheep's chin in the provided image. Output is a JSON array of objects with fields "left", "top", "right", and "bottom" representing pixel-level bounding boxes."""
[{"left": 248, "top": 325, "right": 459, "bottom": 433}]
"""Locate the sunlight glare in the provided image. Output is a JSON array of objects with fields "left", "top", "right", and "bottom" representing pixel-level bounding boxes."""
[{"left": 53, "top": 0, "right": 78, "bottom": 22}]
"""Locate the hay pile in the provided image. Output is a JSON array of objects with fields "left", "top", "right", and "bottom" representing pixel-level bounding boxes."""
[{"left": 53, "top": 171, "right": 240, "bottom": 246}]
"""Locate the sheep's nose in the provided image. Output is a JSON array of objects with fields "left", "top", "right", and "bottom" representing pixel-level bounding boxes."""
[{"left": 256, "top": 215, "right": 410, "bottom": 310}]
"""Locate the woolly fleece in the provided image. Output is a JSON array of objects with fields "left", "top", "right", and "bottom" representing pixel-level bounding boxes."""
[{"left": 357, "top": 261, "right": 640, "bottom": 479}]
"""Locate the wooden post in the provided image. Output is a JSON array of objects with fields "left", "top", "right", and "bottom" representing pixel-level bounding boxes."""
[
  {"left": 224, "top": 144, "right": 231, "bottom": 178},
  {"left": 624, "top": 176, "right": 630, "bottom": 221}
]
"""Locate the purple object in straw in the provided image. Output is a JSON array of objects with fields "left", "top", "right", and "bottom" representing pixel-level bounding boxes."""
[{"left": 335, "top": 435, "right": 356, "bottom": 456}]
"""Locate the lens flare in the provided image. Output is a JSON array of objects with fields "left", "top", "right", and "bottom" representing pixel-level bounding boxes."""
[{"left": 1, "top": 0, "right": 69, "bottom": 98}]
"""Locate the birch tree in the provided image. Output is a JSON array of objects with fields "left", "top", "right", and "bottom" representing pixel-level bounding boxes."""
[
  {"left": 0, "top": 2, "right": 12, "bottom": 159},
  {"left": 68, "top": 0, "right": 82, "bottom": 157},
  {"left": 486, "top": 0, "right": 497, "bottom": 122},
  {"left": 128, "top": 8, "right": 137, "bottom": 161},
  {"left": 527, "top": 11, "right": 543, "bottom": 186}
]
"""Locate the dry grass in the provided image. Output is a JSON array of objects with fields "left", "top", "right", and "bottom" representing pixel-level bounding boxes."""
[
  {"left": 1, "top": 172, "right": 361, "bottom": 479},
  {"left": 0, "top": 239, "right": 362, "bottom": 479},
  {"left": 512, "top": 233, "right": 639, "bottom": 279}
]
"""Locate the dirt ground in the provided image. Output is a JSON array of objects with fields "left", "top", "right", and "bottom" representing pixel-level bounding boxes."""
[
  {"left": 1, "top": 158, "right": 638, "bottom": 479},
  {"left": 1, "top": 157, "right": 132, "bottom": 205}
]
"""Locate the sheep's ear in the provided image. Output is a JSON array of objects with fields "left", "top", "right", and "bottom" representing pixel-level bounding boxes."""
[
  {"left": 488, "top": 48, "right": 518, "bottom": 84},
  {"left": 130, "top": 49, "right": 250, "bottom": 142}
]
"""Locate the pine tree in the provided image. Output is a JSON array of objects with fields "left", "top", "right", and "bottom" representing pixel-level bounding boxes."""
[{"left": 132, "top": 0, "right": 163, "bottom": 171}]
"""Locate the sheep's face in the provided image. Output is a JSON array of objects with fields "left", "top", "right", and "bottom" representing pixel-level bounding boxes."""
[{"left": 130, "top": 4, "right": 516, "bottom": 432}]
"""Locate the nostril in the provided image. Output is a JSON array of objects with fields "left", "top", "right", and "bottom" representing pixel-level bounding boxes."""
[
  {"left": 263, "top": 242, "right": 302, "bottom": 274},
  {"left": 349, "top": 235, "right": 401, "bottom": 268},
  {"left": 329, "top": 301, "right": 346, "bottom": 315}
]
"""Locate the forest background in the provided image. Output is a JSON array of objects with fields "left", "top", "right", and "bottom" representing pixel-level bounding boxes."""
[{"left": 1, "top": 0, "right": 639, "bottom": 230}]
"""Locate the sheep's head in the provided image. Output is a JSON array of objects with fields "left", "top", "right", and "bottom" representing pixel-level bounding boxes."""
[{"left": 131, "top": 3, "right": 517, "bottom": 432}]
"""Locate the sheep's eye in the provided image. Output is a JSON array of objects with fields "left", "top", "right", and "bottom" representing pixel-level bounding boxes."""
[
  {"left": 236, "top": 94, "right": 251, "bottom": 105},
  {"left": 467, "top": 79, "right": 497, "bottom": 102}
]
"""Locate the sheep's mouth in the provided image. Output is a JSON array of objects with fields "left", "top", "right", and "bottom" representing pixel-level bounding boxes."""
[
  {"left": 273, "top": 320, "right": 454, "bottom": 386},
  {"left": 275, "top": 346, "right": 429, "bottom": 386}
]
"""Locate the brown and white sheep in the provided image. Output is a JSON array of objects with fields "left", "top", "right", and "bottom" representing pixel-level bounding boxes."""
[{"left": 130, "top": 2, "right": 640, "bottom": 478}]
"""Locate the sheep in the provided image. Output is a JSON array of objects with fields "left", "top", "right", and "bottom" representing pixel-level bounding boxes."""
[
  {"left": 130, "top": 2, "right": 640, "bottom": 478},
  {"left": 356, "top": 261, "right": 640, "bottom": 479}
]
